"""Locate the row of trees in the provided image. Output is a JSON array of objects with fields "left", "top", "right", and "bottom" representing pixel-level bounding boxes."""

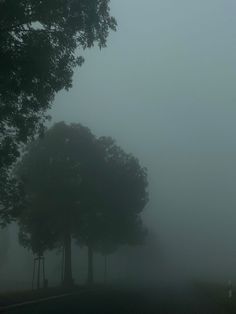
[
  {"left": 16, "top": 122, "right": 148, "bottom": 287},
  {"left": 0, "top": 0, "right": 118, "bottom": 285},
  {"left": 0, "top": 1, "right": 149, "bottom": 289}
]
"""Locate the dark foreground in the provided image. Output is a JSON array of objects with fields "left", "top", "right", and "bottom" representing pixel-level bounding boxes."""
[{"left": 0, "top": 284, "right": 233, "bottom": 314}]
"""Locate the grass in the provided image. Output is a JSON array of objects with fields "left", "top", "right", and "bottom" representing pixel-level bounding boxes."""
[
  {"left": 2, "top": 282, "right": 236, "bottom": 313},
  {"left": 195, "top": 282, "right": 236, "bottom": 314},
  {"left": 0, "top": 286, "right": 82, "bottom": 307}
]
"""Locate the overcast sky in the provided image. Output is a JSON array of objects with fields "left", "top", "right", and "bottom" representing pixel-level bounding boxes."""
[{"left": 50, "top": 0, "right": 236, "bottom": 280}]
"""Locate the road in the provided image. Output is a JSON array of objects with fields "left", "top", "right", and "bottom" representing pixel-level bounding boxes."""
[{"left": 1, "top": 284, "right": 229, "bottom": 314}]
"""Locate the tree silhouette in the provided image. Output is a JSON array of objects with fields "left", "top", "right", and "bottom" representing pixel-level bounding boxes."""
[
  {"left": 77, "top": 137, "right": 149, "bottom": 285},
  {"left": 0, "top": 168, "right": 25, "bottom": 226},
  {"left": 17, "top": 122, "right": 104, "bottom": 287},
  {"left": 0, "top": 0, "right": 116, "bottom": 212},
  {"left": 18, "top": 203, "right": 58, "bottom": 289},
  {"left": 17, "top": 123, "right": 148, "bottom": 287}
]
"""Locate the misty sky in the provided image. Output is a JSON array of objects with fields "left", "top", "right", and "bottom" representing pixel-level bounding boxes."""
[{"left": 50, "top": 0, "right": 236, "bottom": 280}]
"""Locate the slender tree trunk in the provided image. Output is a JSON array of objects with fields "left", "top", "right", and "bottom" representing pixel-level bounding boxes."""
[
  {"left": 42, "top": 257, "right": 46, "bottom": 288},
  {"left": 32, "top": 258, "right": 36, "bottom": 290},
  {"left": 61, "top": 246, "right": 65, "bottom": 284},
  {"left": 87, "top": 245, "right": 94, "bottom": 285},
  {"left": 37, "top": 255, "right": 41, "bottom": 290},
  {"left": 63, "top": 231, "right": 73, "bottom": 288},
  {"left": 104, "top": 254, "right": 107, "bottom": 284}
]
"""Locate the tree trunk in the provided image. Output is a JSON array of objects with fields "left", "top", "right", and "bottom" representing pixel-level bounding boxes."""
[
  {"left": 63, "top": 231, "right": 73, "bottom": 288},
  {"left": 87, "top": 245, "right": 94, "bottom": 285},
  {"left": 104, "top": 254, "right": 107, "bottom": 284},
  {"left": 61, "top": 246, "right": 65, "bottom": 284},
  {"left": 32, "top": 258, "right": 36, "bottom": 290},
  {"left": 37, "top": 255, "right": 41, "bottom": 290}
]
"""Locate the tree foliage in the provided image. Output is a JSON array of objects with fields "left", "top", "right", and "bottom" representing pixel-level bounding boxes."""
[
  {"left": 16, "top": 122, "right": 148, "bottom": 285},
  {"left": 0, "top": 168, "right": 25, "bottom": 227},
  {"left": 17, "top": 122, "right": 100, "bottom": 231},
  {"left": 77, "top": 136, "right": 148, "bottom": 257},
  {"left": 16, "top": 122, "right": 103, "bottom": 285},
  {"left": 18, "top": 204, "right": 58, "bottom": 256},
  {"left": 0, "top": 0, "right": 116, "bottom": 187}
]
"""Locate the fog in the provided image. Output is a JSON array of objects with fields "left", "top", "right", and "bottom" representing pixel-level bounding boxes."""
[
  {"left": 2, "top": 0, "right": 236, "bottom": 289},
  {"left": 51, "top": 0, "right": 236, "bottom": 281}
]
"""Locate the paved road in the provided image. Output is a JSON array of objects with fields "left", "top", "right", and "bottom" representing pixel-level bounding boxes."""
[{"left": 1, "top": 284, "right": 228, "bottom": 314}]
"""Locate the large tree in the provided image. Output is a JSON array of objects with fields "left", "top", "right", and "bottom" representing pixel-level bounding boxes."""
[
  {"left": 17, "top": 122, "right": 104, "bottom": 287},
  {"left": 77, "top": 137, "right": 149, "bottom": 285},
  {"left": 18, "top": 203, "right": 58, "bottom": 289},
  {"left": 17, "top": 123, "right": 149, "bottom": 287},
  {"left": 0, "top": 0, "right": 116, "bottom": 219}
]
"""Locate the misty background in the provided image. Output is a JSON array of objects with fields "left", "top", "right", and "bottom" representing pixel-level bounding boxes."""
[{"left": 1, "top": 0, "right": 236, "bottom": 287}]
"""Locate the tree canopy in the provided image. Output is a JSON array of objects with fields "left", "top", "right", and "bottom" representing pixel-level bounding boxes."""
[
  {"left": 0, "top": 169, "right": 25, "bottom": 227},
  {"left": 18, "top": 204, "right": 58, "bottom": 257},
  {"left": 16, "top": 122, "right": 148, "bottom": 287},
  {"left": 16, "top": 122, "right": 104, "bottom": 286},
  {"left": 78, "top": 136, "right": 149, "bottom": 250},
  {"left": 0, "top": 0, "right": 116, "bottom": 207}
]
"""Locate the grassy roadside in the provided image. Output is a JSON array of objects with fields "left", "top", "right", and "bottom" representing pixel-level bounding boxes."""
[
  {"left": 0, "top": 286, "right": 83, "bottom": 307},
  {"left": 195, "top": 282, "right": 236, "bottom": 314}
]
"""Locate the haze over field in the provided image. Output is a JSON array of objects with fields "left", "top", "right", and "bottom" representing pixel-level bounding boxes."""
[
  {"left": 1, "top": 0, "right": 236, "bottom": 288},
  {"left": 51, "top": 0, "right": 236, "bottom": 281}
]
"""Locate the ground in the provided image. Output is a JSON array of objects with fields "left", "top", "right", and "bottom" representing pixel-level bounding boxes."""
[{"left": 0, "top": 283, "right": 234, "bottom": 313}]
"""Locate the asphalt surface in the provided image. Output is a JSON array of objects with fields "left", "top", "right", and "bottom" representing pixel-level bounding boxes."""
[{"left": 0, "top": 284, "right": 228, "bottom": 314}]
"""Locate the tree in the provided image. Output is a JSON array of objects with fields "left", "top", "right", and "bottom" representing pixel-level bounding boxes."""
[
  {"left": 0, "top": 0, "right": 116, "bottom": 215},
  {"left": 95, "top": 239, "right": 118, "bottom": 284},
  {"left": 0, "top": 166, "right": 25, "bottom": 284},
  {"left": 17, "top": 122, "right": 104, "bottom": 287},
  {"left": 18, "top": 203, "right": 58, "bottom": 289},
  {"left": 88, "top": 214, "right": 148, "bottom": 285},
  {"left": 97, "top": 136, "right": 148, "bottom": 249},
  {"left": 17, "top": 123, "right": 149, "bottom": 287},
  {"left": 0, "top": 228, "right": 9, "bottom": 269},
  {"left": 76, "top": 137, "right": 149, "bottom": 285},
  {"left": 0, "top": 168, "right": 25, "bottom": 227},
  {"left": 18, "top": 206, "right": 56, "bottom": 257}
]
